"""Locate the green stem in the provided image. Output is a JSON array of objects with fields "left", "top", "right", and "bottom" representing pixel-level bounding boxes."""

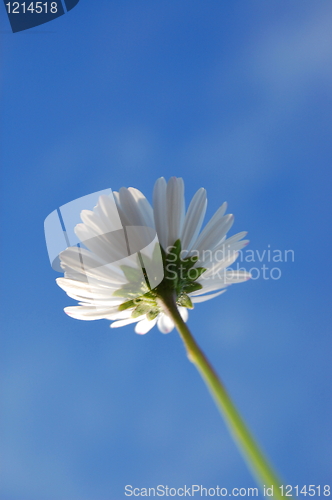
[{"left": 160, "top": 291, "right": 285, "bottom": 500}]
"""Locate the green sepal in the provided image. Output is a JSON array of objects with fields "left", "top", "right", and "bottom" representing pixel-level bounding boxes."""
[
  {"left": 181, "top": 255, "right": 199, "bottom": 269},
  {"left": 131, "top": 303, "right": 152, "bottom": 318},
  {"left": 140, "top": 293, "right": 157, "bottom": 305},
  {"left": 118, "top": 299, "right": 138, "bottom": 311},
  {"left": 186, "top": 267, "right": 206, "bottom": 281},
  {"left": 183, "top": 282, "right": 203, "bottom": 294},
  {"left": 147, "top": 309, "right": 160, "bottom": 321},
  {"left": 121, "top": 265, "right": 142, "bottom": 283},
  {"left": 164, "top": 262, "right": 178, "bottom": 288},
  {"left": 113, "top": 287, "right": 134, "bottom": 298},
  {"left": 112, "top": 282, "right": 147, "bottom": 298},
  {"left": 177, "top": 293, "right": 194, "bottom": 309},
  {"left": 166, "top": 239, "right": 182, "bottom": 262},
  {"left": 143, "top": 291, "right": 157, "bottom": 300}
]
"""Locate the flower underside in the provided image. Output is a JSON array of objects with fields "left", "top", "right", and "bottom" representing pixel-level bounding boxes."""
[
  {"left": 57, "top": 177, "right": 251, "bottom": 334},
  {"left": 116, "top": 239, "right": 206, "bottom": 321}
]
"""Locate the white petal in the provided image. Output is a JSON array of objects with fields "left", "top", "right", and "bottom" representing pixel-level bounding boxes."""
[
  {"left": 118, "top": 187, "right": 154, "bottom": 228},
  {"left": 64, "top": 269, "right": 88, "bottom": 282},
  {"left": 210, "top": 232, "right": 249, "bottom": 256},
  {"left": 112, "top": 191, "right": 132, "bottom": 227},
  {"left": 157, "top": 313, "right": 175, "bottom": 334},
  {"left": 181, "top": 188, "right": 207, "bottom": 254},
  {"left": 118, "top": 188, "right": 142, "bottom": 226},
  {"left": 80, "top": 209, "right": 110, "bottom": 236},
  {"left": 63, "top": 293, "right": 123, "bottom": 307},
  {"left": 153, "top": 177, "right": 168, "bottom": 250},
  {"left": 198, "top": 241, "right": 249, "bottom": 274},
  {"left": 135, "top": 318, "right": 157, "bottom": 335},
  {"left": 128, "top": 187, "right": 155, "bottom": 229},
  {"left": 191, "top": 270, "right": 251, "bottom": 295},
  {"left": 224, "top": 270, "right": 252, "bottom": 283},
  {"left": 200, "top": 251, "right": 239, "bottom": 278},
  {"left": 178, "top": 307, "right": 189, "bottom": 322},
  {"left": 166, "top": 177, "right": 185, "bottom": 248},
  {"left": 194, "top": 214, "right": 234, "bottom": 255},
  {"left": 191, "top": 290, "right": 226, "bottom": 303},
  {"left": 106, "top": 310, "right": 133, "bottom": 320},
  {"left": 56, "top": 278, "right": 123, "bottom": 302},
  {"left": 75, "top": 223, "right": 129, "bottom": 264},
  {"left": 216, "top": 231, "right": 248, "bottom": 248},
  {"left": 192, "top": 202, "right": 227, "bottom": 250},
  {"left": 60, "top": 246, "right": 126, "bottom": 285},
  {"left": 94, "top": 194, "right": 123, "bottom": 232},
  {"left": 110, "top": 317, "right": 142, "bottom": 328},
  {"left": 64, "top": 305, "right": 120, "bottom": 320},
  {"left": 57, "top": 277, "right": 106, "bottom": 293}
]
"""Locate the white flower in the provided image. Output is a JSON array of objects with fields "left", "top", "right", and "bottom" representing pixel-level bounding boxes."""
[{"left": 56, "top": 177, "right": 250, "bottom": 334}]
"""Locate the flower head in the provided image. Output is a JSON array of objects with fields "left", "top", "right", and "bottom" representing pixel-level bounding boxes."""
[{"left": 56, "top": 177, "right": 250, "bottom": 334}]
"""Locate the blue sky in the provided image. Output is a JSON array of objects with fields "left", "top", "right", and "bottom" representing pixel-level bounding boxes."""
[{"left": 1, "top": 1, "right": 332, "bottom": 499}]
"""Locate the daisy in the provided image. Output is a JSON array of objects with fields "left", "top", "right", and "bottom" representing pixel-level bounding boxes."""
[
  {"left": 53, "top": 179, "right": 284, "bottom": 492},
  {"left": 56, "top": 177, "right": 250, "bottom": 334}
]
